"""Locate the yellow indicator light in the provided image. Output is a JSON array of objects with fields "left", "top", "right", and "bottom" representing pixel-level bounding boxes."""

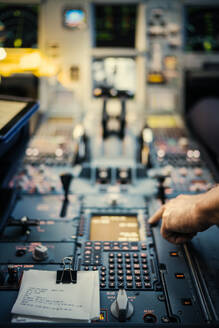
[
  {"left": 175, "top": 273, "right": 185, "bottom": 279},
  {"left": 94, "top": 88, "right": 102, "bottom": 96},
  {"left": 204, "top": 41, "right": 212, "bottom": 52},
  {"left": 182, "top": 298, "right": 192, "bottom": 306},
  {"left": 170, "top": 251, "right": 178, "bottom": 257},
  {"left": 14, "top": 38, "right": 22, "bottom": 48},
  {"left": 99, "top": 313, "right": 105, "bottom": 320},
  {"left": 147, "top": 73, "right": 164, "bottom": 83},
  {"left": 147, "top": 115, "right": 182, "bottom": 128}
]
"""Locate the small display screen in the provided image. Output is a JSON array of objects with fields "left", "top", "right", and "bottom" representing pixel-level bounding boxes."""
[
  {"left": 0, "top": 4, "right": 38, "bottom": 48},
  {"left": 63, "top": 8, "right": 86, "bottom": 29},
  {"left": 185, "top": 6, "right": 219, "bottom": 52},
  {"left": 92, "top": 57, "right": 136, "bottom": 98},
  {"left": 0, "top": 100, "right": 27, "bottom": 130},
  {"left": 90, "top": 215, "right": 140, "bottom": 241},
  {"left": 94, "top": 4, "right": 137, "bottom": 48}
]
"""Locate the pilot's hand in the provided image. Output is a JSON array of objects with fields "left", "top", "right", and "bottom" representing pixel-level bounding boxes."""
[{"left": 148, "top": 193, "right": 212, "bottom": 244}]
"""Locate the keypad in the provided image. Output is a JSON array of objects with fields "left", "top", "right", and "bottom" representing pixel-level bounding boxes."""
[{"left": 81, "top": 241, "right": 151, "bottom": 290}]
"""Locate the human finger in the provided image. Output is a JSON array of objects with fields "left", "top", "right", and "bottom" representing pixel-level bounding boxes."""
[{"left": 148, "top": 206, "right": 164, "bottom": 225}]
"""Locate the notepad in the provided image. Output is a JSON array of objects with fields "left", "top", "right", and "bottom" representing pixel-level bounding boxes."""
[{"left": 11, "top": 270, "right": 100, "bottom": 322}]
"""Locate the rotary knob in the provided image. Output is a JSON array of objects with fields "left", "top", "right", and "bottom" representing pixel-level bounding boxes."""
[
  {"left": 32, "top": 245, "right": 48, "bottom": 261},
  {"left": 110, "top": 289, "right": 134, "bottom": 322}
]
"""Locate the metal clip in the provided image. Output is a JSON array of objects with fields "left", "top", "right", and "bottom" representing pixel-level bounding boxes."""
[{"left": 56, "top": 257, "right": 77, "bottom": 284}]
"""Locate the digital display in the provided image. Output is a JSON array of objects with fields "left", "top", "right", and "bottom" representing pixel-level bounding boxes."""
[
  {"left": 63, "top": 8, "right": 86, "bottom": 29},
  {"left": 0, "top": 100, "right": 27, "bottom": 130},
  {"left": 185, "top": 6, "right": 219, "bottom": 52},
  {"left": 92, "top": 57, "right": 136, "bottom": 98},
  {"left": 90, "top": 215, "right": 140, "bottom": 241},
  {"left": 0, "top": 4, "right": 38, "bottom": 48},
  {"left": 94, "top": 4, "right": 137, "bottom": 48}
]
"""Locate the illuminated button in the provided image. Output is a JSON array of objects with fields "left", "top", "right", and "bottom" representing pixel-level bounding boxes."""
[
  {"left": 100, "top": 283, "right": 106, "bottom": 288},
  {"left": 84, "top": 250, "right": 91, "bottom": 255},
  {"left": 113, "top": 242, "right": 119, "bottom": 246},
  {"left": 117, "top": 253, "right": 122, "bottom": 258},
  {"left": 109, "top": 276, "right": 115, "bottom": 282},
  {"left": 101, "top": 266, "right": 106, "bottom": 271},
  {"left": 94, "top": 260, "right": 101, "bottom": 265},
  {"left": 142, "top": 270, "right": 149, "bottom": 275},
  {"left": 126, "top": 270, "right": 132, "bottom": 275},
  {"left": 133, "top": 259, "right": 139, "bottom": 264},
  {"left": 109, "top": 253, "right": 114, "bottom": 258},
  {"left": 109, "top": 264, "right": 115, "bottom": 269},
  {"left": 93, "top": 266, "right": 98, "bottom": 271},
  {"left": 94, "top": 246, "right": 101, "bottom": 251},
  {"left": 121, "top": 242, "right": 128, "bottom": 246},
  {"left": 85, "top": 242, "right": 92, "bottom": 246},
  {"left": 117, "top": 264, "right": 123, "bottom": 270},
  {"left": 134, "top": 264, "right": 140, "bottom": 269},
  {"left": 117, "top": 259, "right": 123, "bottom": 264},
  {"left": 194, "top": 168, "right": 203, "bottom": 176},
  {"left": 101, "top": 277, "right": 106, "bottom": 282},
  {"left": 144, "top": 282, "right": 151, "bottom": 288},
  {"left": 136, "top": 282, "right": 142, "bottom": 288},
  {"left": 142, "top": 264, "right": 148, "bottom": 269},
  {"left": 126, "top": 275, "right": 133, "bottom": 282},
  {"left": 113, "top": 246, "right": 120, "bottom": 251},
  {"left": 170, "top": 251, "right": 178, "bottom": 257},
  {"left": 84, "top": 266, "right": 89, "bottom": 271},
  {"left": 131, "top": 246, "right": 139, "bottom": 251},
  {"left": 134, "top": 270, "right": 141, "bottom": 276},
  {"left": 109, "top": 282, "right": 115, "bottom": 288},
  {"left": 94, "top": 242, "right": 101, "bottom": 246},
  {"left": 126, "top": 259, "right": 131, "bottom": 264},
  {"left": 93, "top": 254, "right": 101, "bottom": 259},
  {"left": 109, "top": 270, "right": 115, "bottom": 276},
  {"left": 182, "top": 298, "right": 192, "bottom": 306},
  {"left": 141, "top": 243, "right": 147, "bottom": 250},
  {"left": 99, "top": 312, "right": 106, "bottom": 321},
  {"left": 122, "top": 246, "right": 129, "bottom": 250},
  {"left": 125, "top": 253, "right": 130, "bottom": 258},
  {"left": 85, "top": 246, "right": 92, "bottom": 250},
  {"left": 133, "top": 253, "right": 138, "bottom": 258},
  {"left": 126, "top": 264, "right": 131, "bottom": 269},
  {"left": 175, "top": 273, "right": 185, "bottom": 279},
  {"left": 84, "top": 260, "right": 91, "bottom": 265},
  {"left": 141, "top": 253, "right": 147, "bottom": 258},
  {"left": 141, "top": 259, "right": 147, "bottom": 264},
  {"left": 101, "top": 271, "right": 106, "bottom": 277},
  {"left": 118, "top": 270, "right": 123, "bottom": 275},
  {"left": 109, "top": 259, "right": 114, "bottom": 264},
  {"left": 144, "top": 276, "right": 150, "bottom": 282},
  {"left": 104, "top": 246, "right": 110, "bottom": 251},
  {"left": 103, "top": 242, "right": 110, "bottom": 246},
  {"left": 179, "top": 167, "right": 188, "bottom": 176},
  {"left": 84, "top": 255, "right": 91, "bottom": 260},
  {"left": 127, "top": 282, "right": 133, "bottom": 288},
  {"left": 135, "top": 276, "right": 141, "bottom": 282}
]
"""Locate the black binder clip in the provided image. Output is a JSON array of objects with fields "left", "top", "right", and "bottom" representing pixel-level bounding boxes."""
[{"left": 56, "top": 257, "right": 77, "bottom": 284}]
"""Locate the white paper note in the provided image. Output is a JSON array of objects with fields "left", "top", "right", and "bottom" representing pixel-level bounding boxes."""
[{"left": 11, "top": 270, "right": 100, "bottom": 322}]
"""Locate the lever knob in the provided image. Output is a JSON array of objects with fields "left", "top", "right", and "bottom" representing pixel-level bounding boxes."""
[
  {"left": 60, "top": 173, "right": 73, "bottom": 198},
  {"left": 110, "top": 289, "right": 134, "bottom": 322},
  {"left": 32, "top": 245, "right": 48, "bottom": 261}
]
